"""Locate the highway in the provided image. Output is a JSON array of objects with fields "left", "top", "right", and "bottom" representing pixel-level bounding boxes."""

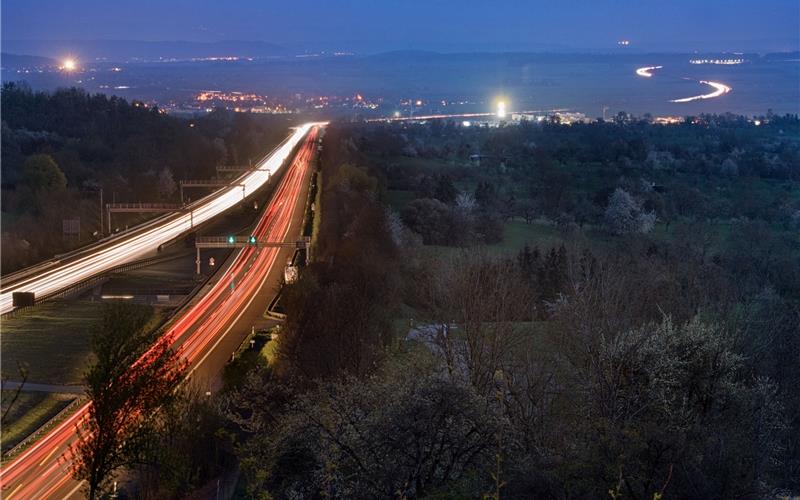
[
  {"left": 0, "top": 126, "right": 321, "bottom": 499},
  {"left": 634, "top": 64, "right": 732, "bottom": 103},
  {"left": 670, "top": 80, "right": 732, "bottom": 102},
  {"left": 0, "top": 123, "right": 318, "bottom": 315},
  {"left": 635, "top": 65, "right": 662, "bottom": 77}
]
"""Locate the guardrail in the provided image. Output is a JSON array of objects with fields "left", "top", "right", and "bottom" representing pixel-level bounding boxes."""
[
  {"left": 0, "top": 253, "right": 187, "bottom": 319},
  {"left": 2, "top": 396, "right": 86, "bottom": 463},
  {"left": 106, "top": 203, "right": 184, "bottom": 212}
]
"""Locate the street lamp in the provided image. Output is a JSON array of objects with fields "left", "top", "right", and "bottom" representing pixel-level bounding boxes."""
[
  {"left": 497, "top": 100, "right": 507, "bottom": 119},
  {"left": 61, "top": 58, "right": 77, "bottom": 71}
]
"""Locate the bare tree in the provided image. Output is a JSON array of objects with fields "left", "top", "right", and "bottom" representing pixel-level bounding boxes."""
[
  {"left": 70, "top": 303, "right": 186, "bottom": 500},
  {"left": 416, "top": 250, "right": 532, "bottom": 394}
]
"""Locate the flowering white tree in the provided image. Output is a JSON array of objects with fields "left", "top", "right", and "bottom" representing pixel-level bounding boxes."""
[
  {"left": 455, "top": 191, "right": 477, "bottom": 214},
  {"left": 157, "top": 167, "right": 176, "bottom": 200},
  {"left": 604, "top": 187, "right": 655, "bottom": 235}
]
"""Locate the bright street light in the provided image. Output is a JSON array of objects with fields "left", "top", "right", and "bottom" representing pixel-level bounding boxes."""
[
  {"left": 61, "top": 58, "right": 77, "bottom": 71},
  {"left": 497, "top": 100, "right": 507, "bottom": 119}
]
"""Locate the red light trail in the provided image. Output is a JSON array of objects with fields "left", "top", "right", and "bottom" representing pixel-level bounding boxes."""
[{"left": 0, "top": 127, "right": 320, "bottom": 499}]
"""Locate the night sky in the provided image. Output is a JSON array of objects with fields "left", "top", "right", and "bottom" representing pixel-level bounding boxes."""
[{"left": 2, "top": 0, "right": 798, "bottom": 53}]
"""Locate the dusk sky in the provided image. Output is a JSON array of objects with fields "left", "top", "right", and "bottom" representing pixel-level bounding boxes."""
[{"left": 2, "top": 0, "right": 799, "bottom": 53}]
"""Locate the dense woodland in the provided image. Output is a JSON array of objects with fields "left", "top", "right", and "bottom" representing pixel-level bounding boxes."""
[
  {"left": 210, "top": 117, "right": 799, "bottom": 499},
  {"left": 0, "top": 82, "right": 292, "bottom": 272}
]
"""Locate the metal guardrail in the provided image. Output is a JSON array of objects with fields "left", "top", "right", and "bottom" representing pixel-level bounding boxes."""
[
  {"left": 180, "top": 179, "right": 240, "bottom": 187},
  {"left": 0, "top": 253, "right": 188, "bottom": 319},
  {"left": 0, "top": 260, "right": 61, "bottom": 287},
  {"left": 216, "top": 164, "right": 251, "bottom": 172},
  {"left": 106, "top": 202, "right": 184, "bottom": 212},
  {"left": 2, "top": 396, "right": 86, "bottom": 462},
  {"left": 100, "top": 287, "right": 195, "bottom": 296}
]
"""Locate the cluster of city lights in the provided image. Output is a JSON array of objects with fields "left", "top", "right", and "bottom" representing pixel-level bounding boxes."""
[{"left": 689, "top": 58, "right": 744, "bottom": 65}]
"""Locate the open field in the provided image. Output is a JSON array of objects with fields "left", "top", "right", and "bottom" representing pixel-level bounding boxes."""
[{"left": 1, "top": 300, "right": 103, "bottom": 385}]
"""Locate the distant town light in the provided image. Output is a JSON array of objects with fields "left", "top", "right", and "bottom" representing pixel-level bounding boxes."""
[
  {"left": 61, "top": 58, "right": 77, "bottom": 71},
  {"left": 496, "top": 101, "right": 507, "bottom": 119},
  {"left": 462, "top": 120, "right": 472, "bottom": 127}
]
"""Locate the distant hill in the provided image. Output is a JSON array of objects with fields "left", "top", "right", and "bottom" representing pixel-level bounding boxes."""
[
  {"left": 1, "top": 52, "right": 58, "bottom": 68},
  {"left": 0, "top": 39, "right": 290, "bottom": 62}
]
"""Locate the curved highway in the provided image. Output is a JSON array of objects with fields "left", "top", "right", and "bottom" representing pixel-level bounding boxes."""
[
  {"left": 635, "top": 65, "right": 662, "bottom": 77},
  {"left": 0, "top": 126, "right": 321, "bottom": 499},
  {"left": 670, "top": 80, "right": 732, "bottom": 102},
  {"left": 0, "top": 123, "right": 318, "bottom": 315}
]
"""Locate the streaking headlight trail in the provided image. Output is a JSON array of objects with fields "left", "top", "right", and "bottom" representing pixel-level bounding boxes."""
[
  {"left": 670, "top": 80, "right": 732, "bottom": 103},
  {"left": 0, "top": 123, "right": 323, "bottom": 315},
  {"left": 635, "top": 64, "right": 732, "bottom": 103},
  {"left": 635, "top": 65, "right": 662, "bottom": 77}
]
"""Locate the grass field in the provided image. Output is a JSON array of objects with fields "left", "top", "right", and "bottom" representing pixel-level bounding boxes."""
[
  {"left": 1, "top": 300, "right": 104, "bottom": 385},
  {"left": 0, "top": 391, "right": 76, "bottom": 452},
  {"left": 488, "top": 219, "right": 570, "bottom": 253}
]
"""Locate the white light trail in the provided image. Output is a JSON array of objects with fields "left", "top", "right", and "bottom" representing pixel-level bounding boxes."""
[
  {"left": 635, "top": 65, "right": 663, "bottom": 77},
  {"left": 670, "top": 80, "right": 732, "bottom": 103},
  {"left": 0, "top": 123, "right": 324, "bottom": 314}
]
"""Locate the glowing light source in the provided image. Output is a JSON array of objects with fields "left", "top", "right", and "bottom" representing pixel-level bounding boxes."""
[
  {"left": 635, "top": 65, "right": 662, "bottom": 78},
  {"left": 61, "top": 58, "right": 77, "bottom": 71},
  {"left": 496, "top": 101, "right": 507, "bottom": 119},
  {"left": 670, "top": 81, "right": 732, "bottom": 103}
]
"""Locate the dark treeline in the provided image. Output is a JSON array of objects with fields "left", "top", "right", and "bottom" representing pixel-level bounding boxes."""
[
  {"left": 361, "top": 113, "right": 800, "bottom": 248},
  {"left": 213, "top": 117, "right": 800, "bottom": 499},
  {"left": 1, "top": 82, "right": 292, "bottom": 272}
]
